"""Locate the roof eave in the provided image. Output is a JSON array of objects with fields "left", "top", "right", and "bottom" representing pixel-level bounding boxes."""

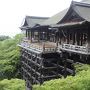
[{"left": 51, "top": 20, "right": 89, "bottom": 28}]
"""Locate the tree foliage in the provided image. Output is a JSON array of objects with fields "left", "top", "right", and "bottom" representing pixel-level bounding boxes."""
[
  {"left": 0, "top": 34, "right": 23, "bottom": 79},
  {"left": 33, "top": 64, "right": 90, "bottom": 90},
  {"left": 0, "top": 35, "right": 10, "bottom": 41},
  {"left": 0, "top": 79, "right": 25, "bottom": 90}
]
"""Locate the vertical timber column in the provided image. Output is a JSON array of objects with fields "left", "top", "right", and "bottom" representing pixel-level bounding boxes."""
[
  {"left": 80, "top": 33, "right": 83, "bottom": 46},
  {"left": 27, "top": 30, "right": 30, "bottom": 39},
  {"left": 69, "top": 32, "right": 71, "bottom": 44},
  {"left": 76, "top": 30, "right": 80, "bottom": 45},
  {"left": 87, "top": 28, "right": 90, "bottom": 48},
  {"left": 59, "top": 31, "right": 61, "bottom": 44},
  {"left": 29, "top": 30, "right": 31, "bottom": 40},
  {"left": 56, "top": 28, "right": 59, "bottom": 43},
  {"left": 46, "top": 28, "right": 49, "bottom": 41},
  {"left": 40, "top": 55, "right": 43, "bottom": 85},
  {"left": 62, "top": 51, "right": 67, "bottom": 78},
  {"left": 26, "top": 30, "right": 28, "bottom": 38},
  {"left": 73, "top": 31, "right": 75, "bottom": 45},
  {"left": 31, "top": 30, "right": 32, "bottom": 43},
  {"left": 67, "top": 30, "right": 69, "bottom": 44},
  {"left": 38, "top": 30, "right": 40, "bottom": 42}
]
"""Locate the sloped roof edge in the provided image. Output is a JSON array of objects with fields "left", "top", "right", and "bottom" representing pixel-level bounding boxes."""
[
  {"left": 20, "top": 15, "right": 49, "bottom": 29},
  {"left": 73, "top": 1, "right": 90, "bottom": 22}
]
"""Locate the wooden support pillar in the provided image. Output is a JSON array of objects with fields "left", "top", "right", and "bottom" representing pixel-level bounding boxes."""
[
  {"left": 58, "top": 30, "right": 60, "bottom": 44},
  {"left": 62, "top": 52, "right": 67, "bottom": 78},
  {"left": 55, "top": 28, "right": 59, "bottom": 42},
  {"left": 55, "top": 32, "right": 56, "bottom": 43},
  {"left": 67, "top": 30, "right": 69, "bottom": 44},
  {"left": 27, "top": 30, "right": 30, "bottom": 40},
  {"left": 73, "top": 31, "right": 75, "bottom": 45},
  {"left": 26, "top": 30, "right": 28, "bottom": 37},
  {"left": 39, "top": 58, "right": 44, "bottom": 85},
  {"left": 80, "top": 33, "right": 83, "bottom": 46},
  {"left": 38, "top": 31, "right": 40, "bottom": 42},
  {"left": 69, "top": 31, "right": 71, "bottom": 44},
  {"left": 87, "top": 29, "right": 90, "bottom": 47},
  {"left": 30, "top": 30, "right": 31, "bottom": 40},
  {"left": 76, "top": 31, "right": 80, "bottom": 45},
  {"left": 46, "top": 31, "right": 48, "bottom": 41},
  {"left": 27, "top": 30, "right": 28, "bottom": 38},
  {"left": 75, "top": 32, "right": 76, "bottom": 45},
  {"left": 32, "top": 31, "right": 34, "bottom": 42},
  {"left": 31, "top": 31, "right": 32, "bottom": 43}
]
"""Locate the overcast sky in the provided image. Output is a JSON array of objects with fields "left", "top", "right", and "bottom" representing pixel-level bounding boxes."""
[{"left": 0, "top": 0, "right": 81, "bottom": 37}]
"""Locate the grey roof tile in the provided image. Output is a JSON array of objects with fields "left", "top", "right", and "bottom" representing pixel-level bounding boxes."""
[{"left": 21, "top": 16, "right": 49, "bottom": 28}]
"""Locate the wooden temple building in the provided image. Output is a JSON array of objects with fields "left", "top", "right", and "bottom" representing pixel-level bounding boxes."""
[{"left": 19, "top": 0, "right": 90, "bottom": 89}]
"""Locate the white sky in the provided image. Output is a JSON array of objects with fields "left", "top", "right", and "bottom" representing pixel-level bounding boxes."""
[{"left": 0, "top": 0, "right": 81, "bottom": 37}]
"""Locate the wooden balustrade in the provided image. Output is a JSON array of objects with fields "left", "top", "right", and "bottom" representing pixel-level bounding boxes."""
[
  {"left": 60, "top": 44, "right": 90, "bottom": 54},
  {"left": 19, "top": 39, "right": 57, "bottom": 54}
]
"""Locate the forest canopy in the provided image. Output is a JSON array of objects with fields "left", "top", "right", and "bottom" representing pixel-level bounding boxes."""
[
  {"left": 0, "top": 34, "right": 23, "bottom": 79},
  {"left": 0, "top": 35, "right": 10, "bottom": 41}
]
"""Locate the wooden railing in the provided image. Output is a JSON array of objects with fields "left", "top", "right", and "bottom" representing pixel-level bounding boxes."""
[
  {"left": 19, "top": 39, "right": 57, "bottom": 53},
  {"left": 60, "top": 44, "right": 90, "bottom": 54}
]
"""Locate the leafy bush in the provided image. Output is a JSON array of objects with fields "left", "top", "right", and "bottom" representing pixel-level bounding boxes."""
[
  {"left": 74, "top": 63, "right": 90, "bottom": 73},
  {"left": 0, "top": 79, "right": 25, "bottom": 90},
  {"left": 33, "top": 64, "right": 90, "bottom": 90},
  {"left": 0, "top": 34, "right": 23, "bottom": 79}
]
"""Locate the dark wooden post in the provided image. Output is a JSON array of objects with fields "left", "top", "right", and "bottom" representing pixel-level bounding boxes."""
[
  {"left": 73, "top": 31, "right": 75, "bottom": 45},
  {"left": 76, "top": 31, "right": 80, "bottom": 45},
  {"left": 80, "top": 33, "right": 83, "bottom": 46},
  {"left": 67, "top": 30, "right": 69, "bottom": 44},
  {"left": 26, "top": 30, "right": 28, "bottom": 37},
  {"left": 62, "top": 51, "right": 67, "bottom": 78},
  {"left": 38, "top": 30, "right": 40, "bottom": 42},
  {"left": 27, "top": 30, "right": 30, "bottom": 40},
  {"left": 31, "top": 31, "right": 32, "bottom": 43},
  {"left": 46, "top": 30, "right": 49, "bottom": 41},
  {"left": 87, "top": 28, "right": 90, "bottom": 47}
]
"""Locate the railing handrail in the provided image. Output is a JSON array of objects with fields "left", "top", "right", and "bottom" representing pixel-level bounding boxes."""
[
  {"left": 61, "top": 44, "right": 89, "bottom": 53},
  {"left": 20, "top": 40, "right": 57, "bottom": 53}
]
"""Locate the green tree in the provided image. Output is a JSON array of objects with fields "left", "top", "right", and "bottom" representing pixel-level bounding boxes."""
[
  {"left": 0, "top": 34, "right": 23, "bottom": 79},
  {"left": 0, "top": 35, "right": 10, "bottom": 41}
]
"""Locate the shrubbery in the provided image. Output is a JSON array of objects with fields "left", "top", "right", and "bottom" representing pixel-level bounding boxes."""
[
  {"left": 0, "top": 34, "right": 23, "bottom": 79},
  {"left": 0, "top": 79, "right": 25, "bottom": 90},
  {"left": 0, "top": 34, "right": 25, "bottom": 90},
  {"left": 33, "top": 64, "right": 90, "bottom": 90}
]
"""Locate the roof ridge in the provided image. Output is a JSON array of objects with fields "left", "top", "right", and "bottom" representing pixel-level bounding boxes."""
[
  {"left": 25, "top": 15, "right": 49, "bottom": 19},
  {"left": 72, "top": 1, "right": 90, "bottom": 7}
]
